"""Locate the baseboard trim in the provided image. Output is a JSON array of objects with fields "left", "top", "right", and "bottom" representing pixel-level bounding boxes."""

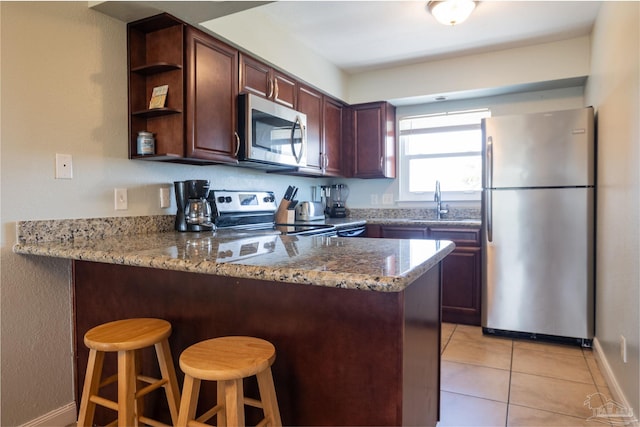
[
  {"left": 593, "top": 337, "right": 639, "bottom": 426},
  {"left": 20, "top": 402, "right": 76, "bottom": 427}
]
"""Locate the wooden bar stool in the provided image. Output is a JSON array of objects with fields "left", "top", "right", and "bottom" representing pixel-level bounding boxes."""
[
  {"left": 77, "top": 318, "right": 181, "bottom": 427},
  {"left": 177, "top": 336, "right": 282, "bottom": 427}
]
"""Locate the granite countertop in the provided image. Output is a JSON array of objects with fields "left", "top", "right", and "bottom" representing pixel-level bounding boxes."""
[{"left": 13, "top": 217, "right": 455, "bottom": 292}]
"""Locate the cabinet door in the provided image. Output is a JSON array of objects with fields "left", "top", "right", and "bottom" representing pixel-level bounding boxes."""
[
  {"left": 272, "top": 70, "right": 296, "bottom": 109},
  {"left": 185, "top": 28, "right": 239, "bottom": 162},
  {"left": 351, "top": 102, "right": 396, "bottom": 178},
  {"left": 323, "top": 97, "right": 343, "bottom": 176},
  {"left": 239, "top": 54, "right": 296, "bottom": 108},
  {"left": 441, "top": 247, "right": 482, "bottom": 325},
  {"left": 380, "top": 226, "right": 428, "bottom": 239},
  {"left": 297, "top": 85, "right": 323, "bottom": 172},
  {"left": 239, "top": 54, "right": 271, "bottom": 99}
]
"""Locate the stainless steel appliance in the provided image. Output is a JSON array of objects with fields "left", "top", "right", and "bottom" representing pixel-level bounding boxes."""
[
  {"left": 323, "top": 184, "right": 349, "bottom": 218},
  {"left": 174, "top": 180, "right": 214, "bottom": 232},
  {"left": 482, "top": 107, "right": 595, "bottom": 344},
  {"left": 210, "top": 190, "right": 336, "bottom": 236},
  {"left": 295, "top": 201, "right": 325, "bottom": 221},
  {"left": 237, "top": 93, "right": 307, "bottom": 170}
]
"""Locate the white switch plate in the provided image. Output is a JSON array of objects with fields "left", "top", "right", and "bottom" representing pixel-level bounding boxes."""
[
  {"left": 382, "top": 194, "right": 394, "bottom": 205},
  {"left": 55, "top": 154, "right": 73, "bottom": 179},
  {"left": 371, "top": 194, "right": 379, "bottom": 205},
  {"left": 114, "top": 188, "right": 128, "bottom": 210},
  {"left": 160, "top": 186, "right": 171, "bottom": 208}
]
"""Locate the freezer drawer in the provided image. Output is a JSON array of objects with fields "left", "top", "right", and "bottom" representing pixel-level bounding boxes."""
[{"left": 482, "top": 187, "right": 594, "bottom": 339}]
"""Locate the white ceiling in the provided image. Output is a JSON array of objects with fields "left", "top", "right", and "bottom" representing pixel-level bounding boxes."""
[{"left": 252, "top": 1, "right": 602, "bottom": 74}]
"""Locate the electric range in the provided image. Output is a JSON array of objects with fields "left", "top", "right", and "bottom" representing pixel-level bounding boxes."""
[{"left": 209, "top": 190, "right": 337, "bottom": 236}]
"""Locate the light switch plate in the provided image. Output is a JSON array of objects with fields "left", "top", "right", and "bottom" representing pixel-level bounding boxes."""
[
  {"left": 160, "top": 186, "right": 171, "bottom": 208},
  {"left": 114, "top": 188, "right": 128, "bottom": 210},
  {"left": 55, "top": 154, "right": 73, "bottom": 179}
]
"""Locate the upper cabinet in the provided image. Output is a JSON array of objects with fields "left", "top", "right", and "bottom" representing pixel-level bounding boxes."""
[
  {"left": 128, "top": 14, "right": 238, "bottom": 164},
  {"left": 347, "top": 102, "right": 396, "bottom": 179},
  {"left": 239, "top": 54, "right": 296, "bottom": 109},
  {"left": 296, "top": 84, "right": 344, "bottom": 177},
  {"left": 185, "top": 27, "right": 239, "bottom": 163}
]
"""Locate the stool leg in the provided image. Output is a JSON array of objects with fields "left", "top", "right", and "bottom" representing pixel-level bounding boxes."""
[
  {"left": 223, "top": 379, "right": 245, "bottom": 426},
  {"left": 155, "top": 338, "right": 181, "bottom": 425},
  {"left": 118, "top": 350, "right": 137, "bottom": 426},
  {"left": 77, "top": 349, "right": 105, "bottom": 427},
  {"left": 177, "top": 374, "right": 201, "bottom": 427},
  {"left": 257, "top": 367, "right": 282, "bottom": 426},
  {"left": 216, "top": 381, "right": 226, "bottom": 427}
]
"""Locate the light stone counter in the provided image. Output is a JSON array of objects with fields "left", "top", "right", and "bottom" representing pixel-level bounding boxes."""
[{"left": 14, "top": 216, "right": 454, "bottom": 292}]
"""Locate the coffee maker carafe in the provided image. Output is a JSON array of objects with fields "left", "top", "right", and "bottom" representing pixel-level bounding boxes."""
[
  {"left": 324, "top": 184, "right": 349, "bottom": 218},
  {"left": 174, "top": 180, "right": 214, "bottom": 232}
]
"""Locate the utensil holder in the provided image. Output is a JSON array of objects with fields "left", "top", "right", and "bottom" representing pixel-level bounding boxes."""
[{"left": 275, "top": 200, "right": 295, "bottom": 224}]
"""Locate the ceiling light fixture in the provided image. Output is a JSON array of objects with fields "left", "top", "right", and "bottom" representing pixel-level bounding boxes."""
[{"left": 428, "top": 0, "right": 477, "bottom": 26}]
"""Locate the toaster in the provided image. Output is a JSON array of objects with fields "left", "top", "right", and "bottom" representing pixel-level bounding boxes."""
[{"left": 295, "top": 201, "right": 326, "bottom": 221}]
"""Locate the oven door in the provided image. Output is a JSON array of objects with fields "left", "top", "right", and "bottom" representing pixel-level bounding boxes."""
[{"left": 238, "top": 93, "right": 307, "bottom": 168}]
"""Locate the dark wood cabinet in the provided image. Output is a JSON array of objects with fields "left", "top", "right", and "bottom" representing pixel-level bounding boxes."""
[
  {"left": 368, "top": 223, "right": 482, "bottom": 325},
  {"left": 348, "top": 102, "right": 396, "bottom": 178},
  {"left": 239, "top": 54, "right": 296, "bottom": 108},
  {"left": 185, "top": 27, "right": 238, "bottom": 163},
  {"left": 128, "top": 14, "right": 238, "bottom": 164},
  {"left": 295, "top": 84, "right": 344, "bottom": 176},
  {"left": 430, "top": 227, "right": 482, "bottom": 325},
  {"left": 322, "top": 97, "right": 344, "bottom": 176},
  {"left": 128, "top": 15, "right": 185, "bottom": 159}
]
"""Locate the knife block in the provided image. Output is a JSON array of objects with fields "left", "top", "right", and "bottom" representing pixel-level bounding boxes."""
[{"left": 275, "top": 199, "right": 295, "bottom": 224}]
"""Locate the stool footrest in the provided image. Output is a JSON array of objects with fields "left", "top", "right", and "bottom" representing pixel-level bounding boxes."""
[
  {"left": 245, "top": 397, "right": 264, "bottom": 409},
  {"left": 196, "top": 403, "right": 223, "bottom": 424},
  {"left": 99, "top": 373, "right": 118, "bottom": 389},
  {"left": 138, "top": 415, "right": 172, "bottom": 427},
  {"left": 89, "top": 395, "right": 119, "bottom": 411},
  {"left": 135, "top": 376, "right": 168, "bottom": 398}
]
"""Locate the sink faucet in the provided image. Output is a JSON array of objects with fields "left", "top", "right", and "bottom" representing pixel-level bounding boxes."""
[{"left": 434, "top": 180, "right": 449, "bottom": 220}]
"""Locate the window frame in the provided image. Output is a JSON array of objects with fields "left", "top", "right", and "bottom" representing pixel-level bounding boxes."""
[{"left": 397, "top": 109, "right": 489, "bottom": 202}]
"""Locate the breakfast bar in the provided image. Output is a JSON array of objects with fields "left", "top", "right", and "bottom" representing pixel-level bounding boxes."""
[{"left": 14, "top": 218, "right": 454, "bottom": 426}]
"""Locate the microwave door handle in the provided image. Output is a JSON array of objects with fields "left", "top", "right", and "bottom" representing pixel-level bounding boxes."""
[{"left": 291, "top": 116, "right": 305, "bottom": 164}]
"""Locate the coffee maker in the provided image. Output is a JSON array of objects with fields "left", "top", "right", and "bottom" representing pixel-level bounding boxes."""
[
  {"left": 323, "top": 184, "right": 349, "bottom": 218},
  {"left": 174, "top": 180, "right": 214, "bottom": 232}
]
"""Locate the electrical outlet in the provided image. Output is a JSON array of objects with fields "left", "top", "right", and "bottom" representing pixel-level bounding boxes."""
[
  {"left": 55, "top": 154, "right": 73, "bottom": 179},
  {"left": 114, "top": 188, "right": 128, "bottom": 210},
  {"left": 620, "top": 335, "right": 627, "bottom": 363},
  {"left": 382, "top": 194, "right": 394, "bottom": 205},
  {"left": 371, "top": 194, "right": 379, "bottom": 205},
  {"left": 160, "top": 186, "right": 171, "bottom": 208}
]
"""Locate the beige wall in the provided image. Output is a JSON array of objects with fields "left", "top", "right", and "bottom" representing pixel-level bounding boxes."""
[
  {"left": 585, "top": 1, "right": 640, "bottom": 415},
  {"left": 2, "top": 1, "right": 637, "bottom": 425}
]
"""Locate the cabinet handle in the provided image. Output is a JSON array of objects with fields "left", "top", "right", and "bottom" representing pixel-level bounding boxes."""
[
  {"left": 234, "top": 131, "right": 240, "bottom": 157},
  {"left": 268, "top": 79, "right": 274, "bottom": 99},
  {"left": 274, "top": 79, "right": 279, "bottom": 100},
  {"left": 324, "top": 154, "right": 329, "bottom": 170},
  {"left": 380, "top": 156, "right": 384, "bottom": 171}
]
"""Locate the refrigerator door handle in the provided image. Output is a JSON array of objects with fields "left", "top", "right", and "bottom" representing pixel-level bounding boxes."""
[{"left": 486, "top": 136, "right": 493, "bottom": 242}]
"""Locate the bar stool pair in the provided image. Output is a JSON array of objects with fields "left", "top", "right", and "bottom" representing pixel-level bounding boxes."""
[{"left": 76, "top": 318, "right": 282, "bottom": 426}]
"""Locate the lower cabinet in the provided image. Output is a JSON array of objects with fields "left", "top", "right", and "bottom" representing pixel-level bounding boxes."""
[{"left": 366, "top": 223, "right": 482, "bottom": 325}]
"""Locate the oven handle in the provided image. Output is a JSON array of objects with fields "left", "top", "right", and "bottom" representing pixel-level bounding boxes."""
[{"left": 336, "top": 226, "right": 366, "bottom": 237}]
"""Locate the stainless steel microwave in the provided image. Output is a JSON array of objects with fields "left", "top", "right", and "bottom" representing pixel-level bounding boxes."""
[{"left": 237, "top": 93, "right": 307, "bottom": 170}]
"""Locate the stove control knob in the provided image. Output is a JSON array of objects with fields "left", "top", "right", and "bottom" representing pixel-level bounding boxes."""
[
  {"left": 217, "top": 196, "right": 226, "bottom": 203},
  {"left": 225, "top": 196, "right": 232, "bottom": 203}
]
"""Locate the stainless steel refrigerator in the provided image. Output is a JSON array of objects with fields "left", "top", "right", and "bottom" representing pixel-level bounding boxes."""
[{"left": 481, "top": 107, "right": 595, "bottom": 344}]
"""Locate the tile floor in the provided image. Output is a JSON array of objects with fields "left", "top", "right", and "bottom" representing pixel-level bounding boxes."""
[{"left": 439, "top": 323, "right": 614, "bottom": 427}]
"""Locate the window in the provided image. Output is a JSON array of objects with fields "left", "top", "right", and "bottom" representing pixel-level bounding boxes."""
[{"left": 398, "top": 109, "right": 490, "bottom": 201}]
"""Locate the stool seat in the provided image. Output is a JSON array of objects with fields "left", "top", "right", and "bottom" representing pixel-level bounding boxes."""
[
  {"left": 77, "top": 318, "right": 181, "bottom": 427},
  {"left": 178, "top": 336, "right": 282, "bottom": 426},
  {"left": 84, "top": 317, "right": 172, "bottom": 351},
  {"left": 180, "top": 336, "right": 275, "bottom": 381}
]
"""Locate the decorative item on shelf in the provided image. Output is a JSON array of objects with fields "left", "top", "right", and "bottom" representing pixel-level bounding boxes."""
[
  {"left": 149, "top": 84, "right": 168, "bottom": 109},
  {"left": 136, "top": 131, "right": 155, "bottom": 155}
]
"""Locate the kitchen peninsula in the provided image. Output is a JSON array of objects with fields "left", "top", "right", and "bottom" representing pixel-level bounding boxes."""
[{"left": 14, "top": 217, "right": 454, "bottom": 426}]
